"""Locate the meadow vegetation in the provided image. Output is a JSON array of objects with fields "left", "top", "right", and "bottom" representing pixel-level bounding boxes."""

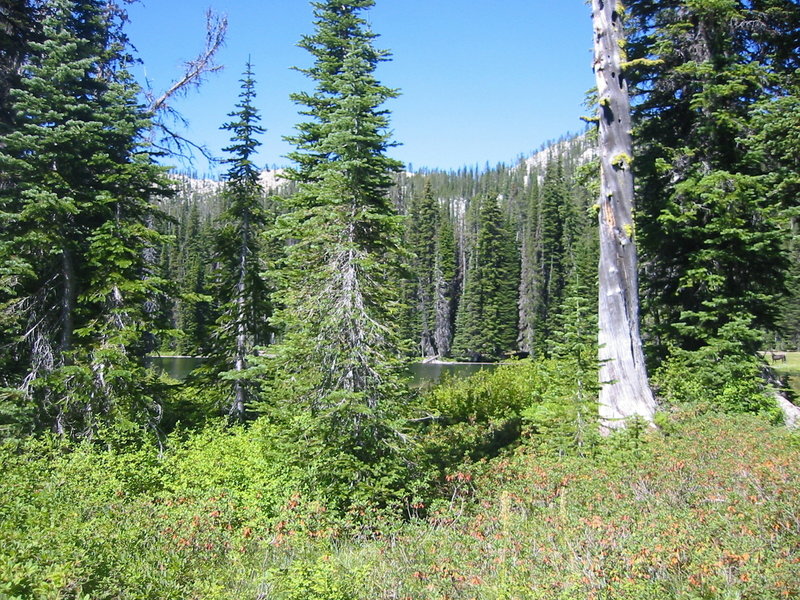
[{"left": 2, "top": 361, "right": 798, "bottom": 600}]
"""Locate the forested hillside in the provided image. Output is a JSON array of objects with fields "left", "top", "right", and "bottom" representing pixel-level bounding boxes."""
[
  {"left": 1, "top": 0, "right": 799, "bottom": 598},
  {"left": 154, "top": 133, "right": 598, "bottom": 362}
]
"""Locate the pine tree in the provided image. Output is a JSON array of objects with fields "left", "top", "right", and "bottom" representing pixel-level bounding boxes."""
[
  {"left": 267, "top": 0, "right": 406, "bottom": 455},
  {"left": 432, "top": 201, "right": 458, "bottom": 357},
  {"left": 0, "top": 0, "right": 34, "bottom": 127},
  {"left": 535, "top": 159, "right": 568, "bottom": 356},
  {"left": 177, "top": 204, "right": 213, "bottom": 355},
  {"left": 518, "top": 171, "right": 541, "bottom": 356},
  {"left": 405, "top": 180, "right": 438, "bottom": 357},
  {"left": 0, "top": 0, "right": 171, "bottom": 437},
  {"left": 209, "top": 60, "right": 272, "bottom": 420}
]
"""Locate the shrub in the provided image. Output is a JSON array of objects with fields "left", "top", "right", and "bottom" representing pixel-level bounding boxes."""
[
  {"left": 413, "top": 359, "right": 599, "bottom": 486},
  {"left": 653, "top": 322, "right": 782, "bottom": 423}
]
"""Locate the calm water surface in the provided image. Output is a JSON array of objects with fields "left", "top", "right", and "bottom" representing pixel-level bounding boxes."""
[{"left": 148, "top": 356, "right": 499, "bottom": 387}]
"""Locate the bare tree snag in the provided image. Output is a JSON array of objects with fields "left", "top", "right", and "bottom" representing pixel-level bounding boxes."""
[
  {"left": 592, "top": 0, "right": 656, "bottom": 427},
  {"left": 145, "top": 9, "right": 227, "bottom": 160}
]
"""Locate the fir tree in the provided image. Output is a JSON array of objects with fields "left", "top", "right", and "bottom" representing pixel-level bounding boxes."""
[
  {"left": 0, "top": 0, "right": 37, "bottom": 130},
  {"left": 267, "top": 0, "right": 406, "bottom": 460},
  {"left": 535, "top": 158, "right": 568, "bottom": 356},
  {"left": 626, "top": 0, "right": 794, "bottom": 356},
  {"left": 518, "top": 171, "right": 541, "bottom": 356},
  {"left": 209, "top": 60, "right": 272, "bottom": 420},
  {"left": 432, "top": 201, "right": 458, "bottom": 357},
  {"left": 0, "top": 0, "right": 171, "bottom": 437},
  {"left": 177, "top": 204, "right": 213, "bottom": 355},
  {"left": 451, "top": 196, "right": 519, "bottom": 361},
  {"left": 405, "top": 180, "right": 438, "bottom": 357}
]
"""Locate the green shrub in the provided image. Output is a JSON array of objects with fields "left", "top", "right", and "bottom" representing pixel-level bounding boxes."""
[
  {"left": 654, "top": 336, "right": 782, "bottom": 423},
  {"left": 268, "top": 553, "right": 355, "bottom": 600},
  {"left": 415, "top": 359, "right": 598, "bottom": 470}
]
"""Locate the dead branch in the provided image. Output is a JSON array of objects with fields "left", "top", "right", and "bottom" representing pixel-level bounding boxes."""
[
  {"left": 145, "top": 9, "right": 227, "bottom": 162},
  {"left": 148, "top": 9, "right": 227, "bottom": 113}
]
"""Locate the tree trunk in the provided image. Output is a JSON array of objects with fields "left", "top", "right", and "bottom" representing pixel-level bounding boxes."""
[
  {"left": 60, "top": 245, "right": 76, "bottom": 356},
  {"left": 592, "top": 0, "right": 656, "bottom": 427},
  {"left": 231, "top": 222, "right": 249, "bottom": 421}
]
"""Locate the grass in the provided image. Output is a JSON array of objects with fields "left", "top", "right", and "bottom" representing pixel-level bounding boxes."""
[{"left": 769, "top": 351, "right": 800, "bottom": 397}]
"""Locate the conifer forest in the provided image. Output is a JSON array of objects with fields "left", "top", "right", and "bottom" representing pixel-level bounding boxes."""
[{"left": 1, "top": 1, "right": 800, "bottom": 598}]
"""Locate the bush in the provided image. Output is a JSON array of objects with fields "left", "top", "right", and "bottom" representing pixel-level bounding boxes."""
[
  {"left": 413, "top": 359, "right": 599, "bottom": 486},
  {"left": 653, "top": 322, "right": 782, "bottom": 423}
]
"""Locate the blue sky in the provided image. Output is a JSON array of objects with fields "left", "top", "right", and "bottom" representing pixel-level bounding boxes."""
[{"left": 126, "top": 1, "right": 594, "bottom": 174}]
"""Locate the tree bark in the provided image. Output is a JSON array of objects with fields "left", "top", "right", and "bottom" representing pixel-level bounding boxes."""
[
  {"left": 59, "top": 245, "right": 76, "bottom": 356},
  {"left": 592, "top": 0, "right": 656, "bottom": 427},
  {"left": 231, "top": 218, "right": 249, "bottom": 421}
]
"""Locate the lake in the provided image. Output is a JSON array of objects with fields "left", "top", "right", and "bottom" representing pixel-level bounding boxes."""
[{"left": 147, "top": 356, "right": 499, "bottom": 387}]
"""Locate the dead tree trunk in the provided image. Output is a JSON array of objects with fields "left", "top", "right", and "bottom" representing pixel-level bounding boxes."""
[
  {"left": 592, "top": 0, "right": 656, "bottom": 427},
  {"left": 230, "top": 216, "right": 250, "bottom": 422}
]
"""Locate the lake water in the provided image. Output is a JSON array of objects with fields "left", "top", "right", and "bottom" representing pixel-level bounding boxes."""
[
  {"left": 147, "top": 356, "right": 206, "bottom": 381},
  {"left": 147, "top": 356, "right": 498, "bottom": 387}
]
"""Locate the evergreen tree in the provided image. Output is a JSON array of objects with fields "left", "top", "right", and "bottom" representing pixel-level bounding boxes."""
[
  {"left": 432, "top": 201, "right": 458, "bottom": 357},
  {"left": 518, "top": 171, "right": 541, "bottom": 356},
  {"left": 405, "top": 180, "right": 438, "bottom": 357},
  {"left": 267, "top": 0, "right": 406, "bottom": 459},
  {"left": 209, "top": 60, "right": 272, "bottom": 420},
  {"left": 0, "top": 0, "right": 171, "bottom": 437},
  {"left": 535, "top": 159, "right": 568, "bottom": 355},
  {"left": 451, "top": 196, "right": 519, "bottom": 361},
  {"left": 0, "top": 0, "right": 37, "bottom": 130},
  {"left": 177, "top": 204, "right": 213, "bottom": 355},
  {"left": 626, "top": 0, "right": 793, "bottom": 356},
  {"left": 516, "top": 159, "right": 572, "bottom": 358}
]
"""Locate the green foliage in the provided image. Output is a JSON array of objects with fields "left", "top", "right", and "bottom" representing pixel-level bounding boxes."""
[
  {"left": 402, "top": 180, "right": 439, "bottom": 357},
  {"left": 627, "top": 0, "right": 795, "bottom": 359},
  {"left": 264, "top": 0, "right": 409, "bottom": 485},
  {"left": 414, "top": 359, "right": 599, "bottom": 477},
  {"left": 654, "top": 319, "right": 782, "bottom": 422},
  {"left": 268, "top": 555, "right": 355, "bottom": 600},
  {"left": 1, "top": 382, "right": 797, "bottom": 599},
  {"left": 0, "top": 0, "right": 172, "bottom": 437},
  {"left": 207, "top": 60, "right": 273, "bottom": 420},
  {"left": 176, "top": 204, "right": 215, "bottom": 355},
  {"left": 270, "top": 414, "right": 800, "bottom": 599},
  {"left": 451, "top": 196, "right": 519, "bottom": 361},
  {"left": 0, "top": 422, "right": 298, "bottom": 599}
]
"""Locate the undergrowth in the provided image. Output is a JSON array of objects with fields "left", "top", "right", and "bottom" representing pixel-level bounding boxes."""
[{"left": 1, "top": 360, "right": 798, "bottom": 599}]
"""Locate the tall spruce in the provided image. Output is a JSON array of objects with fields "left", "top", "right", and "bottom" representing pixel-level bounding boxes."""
[
  {"left": 517, "top": 171, "right": 541, "bottom": 356},
  {"left": 406, "top": 180, "right": 438, "bottom": 357},
  {"left": 591, "top": 0, "right": 656, "bottom": 426},
  {"left": 269, "top": 0, "right": 405, "bottom": 452},
  {"left": 0, "top": 0, "right": 171, "bottom": 437},
  {"left": 210, "top": 60, "right": 272, "bottom": 421},
  {"left": 451, "top": 196, "right": 519, "bottom": 361},
  {"left": 0, "top": 0, "right": 36, "bottom": 130},
  {"left": 432, "top": 201, "right": 458, "bottom": 357},
  {"left": 177, "top": 204, "right": 213, "bottom": 355},
  {"left": 535, "top": 159, "right": 568, "bottom": 356}
]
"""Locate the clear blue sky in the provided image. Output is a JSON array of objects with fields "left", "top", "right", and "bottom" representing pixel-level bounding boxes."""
[{"left": 126, "top": 1, "right": 594, "bottom": 175}]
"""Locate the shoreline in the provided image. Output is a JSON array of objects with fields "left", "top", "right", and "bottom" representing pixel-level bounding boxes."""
[{"left": 418, "top": 359, "right": 508, "bottom": 366}]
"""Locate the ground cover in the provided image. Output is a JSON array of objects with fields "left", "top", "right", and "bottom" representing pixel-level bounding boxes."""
[{"left": 1, "top": 410, "right": 798, "bottom": 599}]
